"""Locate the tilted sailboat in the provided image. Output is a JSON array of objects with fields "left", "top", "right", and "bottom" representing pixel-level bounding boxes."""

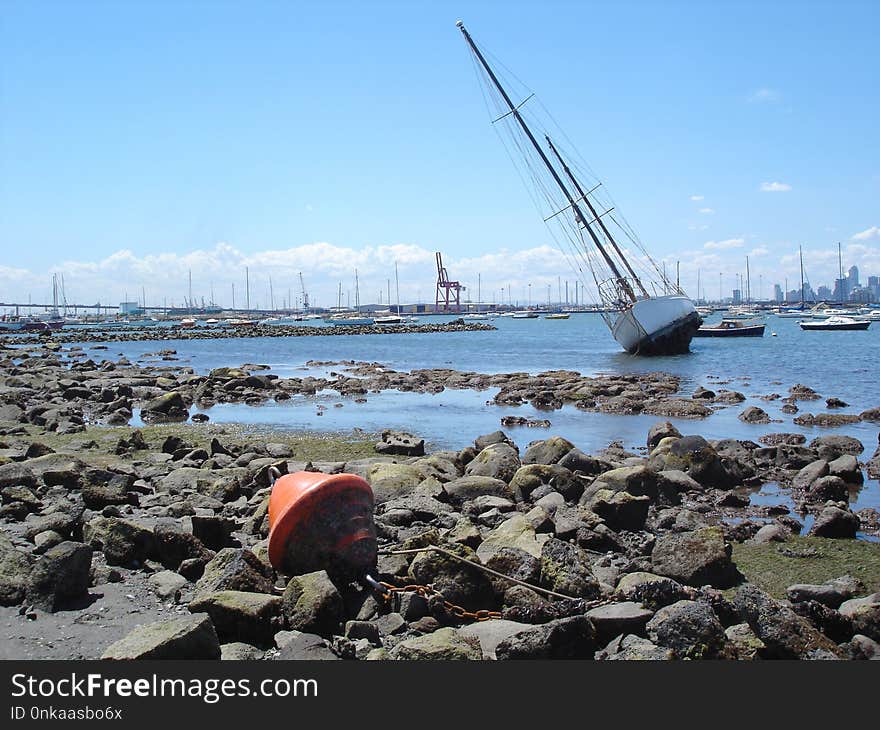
[{"left": 456, "top": 22, "right": 700, "bottom": 355}]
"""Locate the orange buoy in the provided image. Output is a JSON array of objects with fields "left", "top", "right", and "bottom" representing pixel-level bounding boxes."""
[{"left": 268, "top": 471, "right": 377, "bottom": 579}]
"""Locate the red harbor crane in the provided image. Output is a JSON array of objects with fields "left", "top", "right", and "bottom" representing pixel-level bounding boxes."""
[{"left": 435, "top": 252, "right": 464, "bottom": 312}]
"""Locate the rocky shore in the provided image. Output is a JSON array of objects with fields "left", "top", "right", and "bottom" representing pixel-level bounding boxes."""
[
  {"left": 0, "top": 341, "right": 879, "bottom": 661},
  {"left": 1, "top": 319, "right": 494, "bottom": 346}
]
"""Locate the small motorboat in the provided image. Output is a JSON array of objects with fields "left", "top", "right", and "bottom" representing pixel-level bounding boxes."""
[
  {"left": 462, "top": 313, "right": 489, "bottom": 321},
  {"left": 374, "top": 315, "right": 404, "bottom": 325},
  {"left": 179, "top": 318, "right": 197, "bottom": 328},
  {"left": 544, "top": 312, "right": 570, "bottom": 319},
  {"left": 695, "top": 318, "right": 765, "bottom": 337},
  {"left": 512, "top": 310, "right": 539, "bottom": 319},
  {"left": 799, "top": 315, "right": 871, "bottom": 331}
]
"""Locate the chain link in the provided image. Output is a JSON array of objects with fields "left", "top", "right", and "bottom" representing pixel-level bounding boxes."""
[{"left": 378, "top": 580, "right": 503, "bottom": 622}]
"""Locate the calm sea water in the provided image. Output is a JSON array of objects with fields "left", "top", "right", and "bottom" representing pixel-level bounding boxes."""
[
  {"left": 61, "top": 312, "right": 880, "bottom": 535},
  {"left": 64, "top": 312, "right": 876, "bottom": 447}
]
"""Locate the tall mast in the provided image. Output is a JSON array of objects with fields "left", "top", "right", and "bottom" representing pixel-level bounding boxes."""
[
  {"left": 746, "top": 257, "right": 751, "bottom": 305},
  {"left": 395, "top": 262, "right": 401, "bottom": 314},
  {"left": 799, "top": 246, "right": 805, "bottom": 309},
  {"left": 457, "top": 21, "right": 635, "bottom": 304},
  {"left": 837, "top": 241, "right": 843, "bottom": 302},
  {"left": 545, "top": 135, "right": 647, "bottom": 298}
]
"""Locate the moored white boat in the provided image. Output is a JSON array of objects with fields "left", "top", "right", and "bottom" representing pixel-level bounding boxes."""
[{"left": 799, "top": 315, "right": 871, "bottom": 331}]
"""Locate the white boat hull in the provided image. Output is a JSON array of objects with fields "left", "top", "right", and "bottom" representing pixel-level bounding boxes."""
[{"left": 610, "top": 295, "right": 701, "bottom": 355}]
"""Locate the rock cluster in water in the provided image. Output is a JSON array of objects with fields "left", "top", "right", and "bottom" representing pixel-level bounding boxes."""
[{"left": 0, "top": 341, "right": 878, "bottom": 660}]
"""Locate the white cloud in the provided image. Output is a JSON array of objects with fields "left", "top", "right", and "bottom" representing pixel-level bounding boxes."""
[
  {"left": 760, "top": 181, "right": 792, "bottom": 192},
  {"left": 749, "top": 88, "right": 779, "bottom": 103},
  {"left": 749, "top": 247, "right": 769, "bottom": 257},
  {"left": 690, "top": 195, "right": 704, "bottom": 201},
  {"left": 698, "top": 208, "right": 714, "bottom": 215},
  {"left": 704, "top": 238, "right": 745, "bottom": 251},
  {"left": 852, "top": 226, "right": 879, "bottom": 241}
]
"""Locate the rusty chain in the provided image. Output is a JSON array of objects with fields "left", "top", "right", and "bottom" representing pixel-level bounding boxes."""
[{"left": 377, "top": 580, "right": 503, "bottom": 622}]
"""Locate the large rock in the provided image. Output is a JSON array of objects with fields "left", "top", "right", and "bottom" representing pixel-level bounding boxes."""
[
  {"left": 539, "top": 538, "right": 600, "bottom": 599},
  {"left": 651, "top": 527, "right": 741, "bottom": 588},
  {"left": 102, "top": 614, "right": 221, "bottom": 659},
  {"left": 273, "top": 631, "right": 340, "bottom": 660},
  {"left": 443, "top": 475, "right": 514, "bottom": 504},
  {"left": 409, "top": 544, "right": 495, "bottom": 611},
  {"left": 83, "top": 516, "right": 157, "bottom": 567},
  {"left": 647, "top": 421, "right": 681, "bottom": 449},
  {"left": 522, "top": 436, "right": 575, "bottom": 465},
  {"left": 375, "top": 430, "right": 425, "bottom": 457},
  {"left": 458, "top": 619, "right": 534, "bottom": 659},
  {"left": 196, "top": 548, "right": 273, "bottom": 596},
  {"left": 154, "top": 523, "right": 213, "bottom": 571},
  {"left": 805, "top": 476, "right": 848, "bottom": 504},
  {"left": 614, "top": 572, "right": 692, "bottom": 609},
  {"left": 586, "top": 602, "right": 654, "bottom": 644},
  {"left": 464, "top": 443, "right": 521, "bottom": 483},
  {"left": 598, "top": 634, "right": 674, "bottom": 660},
  {"left": 739, "top": 406, "right": 771, "bottom": 424},
  {"left": 509, "top": 464, "right": 580, "bottom": 502},
  {"left": 587, "top": 490, "right": 650, "bottom": 531},
  {"left": 733, "top": 585, "right": 841, "bottom": 658},
  {"left": 81, "top": 469, "right": 134, "bottom": 509},
  {"left": 809, "top": 506, "right": 859, "bottom": 539},
  {"left": 557, "top": 448, "right": 607, "bottom": 476},
  {"left": 21, "top": 454, "right": 84, "bottom": 488},
  {"left": 793, "top": 460, "right": 830, "bottom": 490},
  {"left": 366, "top": 463, "right": 424, "bottom": 504},
  {"left": 140, "top": 391, "right": 189, "bottom": 423},
  {"left": 809, "top": 435, "right": 864, "bottom": 460},
  {"left": 838, "top": 594, "right": 880, "bottom": 642},
  {"left": 281, "top": 570, "right": 344, "bottom": 638},
  {"left": 389, "top": 627, "right": 482, "bottom": 660},
  {"left": 494, "top": 616, "right": 597, "bottom": 659},
  {"left": 26, "top": 541, "right": 92, "bottom": 611},
  {"left": 591, "top": 465, "right": 659, "bottom": 499},
  {"left": 827, "top": 454, "right": 863, "bottom": 485},
  {"left": 0, "top": 533, "right": 34, "bottom": 606},
  {"left": 476, "top": 514, "right": 547, "bottom": 563},
  {"left": 0, "top": 462, "right": 37, "bottom": 490},
  {"left": 648, "top": 435, "right": 737, "bottom": 489},
  {"left": 188, "top": 590, "right": 282, "bottom": 647},
  {"left": 474, "top": 431, "right": 515, "bottom": 452},
  {"left": 645, "top": 599, "right": 728, "bottom": 658}
]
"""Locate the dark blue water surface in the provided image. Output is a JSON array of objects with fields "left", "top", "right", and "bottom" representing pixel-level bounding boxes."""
[{"left": 69, "top": 313, "right": 875, "bottom": 446}]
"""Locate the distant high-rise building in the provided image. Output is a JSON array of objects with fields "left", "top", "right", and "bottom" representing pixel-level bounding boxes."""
[
  {"left": 817, "top": 285, "right": 832, "bottom": 301},
  {"left": 848, "top": 265, "right": 860, "bottom": 288},
  {"left": 773, "top": 284, "right": 783, "bottom": 303},
  {"left": 833, "top": 278, "right": 847, "bottom": 302},
  {"left": 732, "top": 289, "right": 742, "bottom": 305}
]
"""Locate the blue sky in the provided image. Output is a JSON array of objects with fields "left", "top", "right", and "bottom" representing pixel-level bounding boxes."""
[{"left": 1, "top": 0, "right": 878, "bottom": 308}]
